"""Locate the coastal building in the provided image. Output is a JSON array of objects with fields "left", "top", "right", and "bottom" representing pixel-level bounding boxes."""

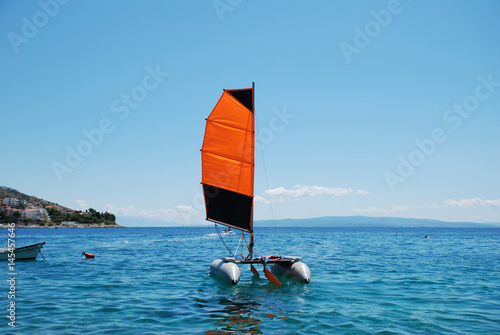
[
  {"left": 3, "top": 197, "right": 19, "bottom": 206},
  {"left": 22, "top": 208, "right": 51, "bottom": 221},
  {"left": 7, "top": 208, "right": 23, "bottom": 217},
  {"left": 39, "top": 208, "right": 51, "bottom": 221},
  {"left": 22, "top": 208, "right": 39, "bottom": 220}
]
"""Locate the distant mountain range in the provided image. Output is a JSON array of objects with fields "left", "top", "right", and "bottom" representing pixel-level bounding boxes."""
[
  {"left": 254, "top": 216, "right": 500, "bottom": 228},
  {"left": 116, "top": 215, "right": 500, "bottom": 228},
  {"left": 3, "top": 186, "right": 498, "bottom": 228}
]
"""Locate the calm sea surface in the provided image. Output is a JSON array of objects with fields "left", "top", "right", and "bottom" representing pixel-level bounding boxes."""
[{"left": 1, "top": 227, "right": 499, "bottom": 334}]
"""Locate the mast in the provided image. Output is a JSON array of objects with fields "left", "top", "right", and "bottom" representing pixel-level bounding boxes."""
[
  {"left": 250, "top": 82, "right": 254, "bottom": 259},
  {"left": 248, "top": 81, "right": 255, "bottom": 260}
]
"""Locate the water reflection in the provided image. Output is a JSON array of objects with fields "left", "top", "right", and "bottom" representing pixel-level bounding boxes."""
[
  {"left": 205, "top": 298, "right": 262, "bottom": 334},
  {"left": 202, "top": 275, "right": 310, "bottom": 334}
]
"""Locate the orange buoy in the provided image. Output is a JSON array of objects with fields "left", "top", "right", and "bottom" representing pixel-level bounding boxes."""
[{"left": 82, "top": 252, "right": 95, "bottom": 259}]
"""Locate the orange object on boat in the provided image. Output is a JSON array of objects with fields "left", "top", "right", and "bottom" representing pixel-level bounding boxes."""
[
  {"left": 264, "top": 268, "right": 281, "bottom": 287},
  {"left": 82, "top": 252, "right": 95, "bottom": 259}
]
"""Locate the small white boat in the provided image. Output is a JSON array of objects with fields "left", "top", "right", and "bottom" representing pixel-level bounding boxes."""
[{"left": 0, "top": 242, "right": 46, "bottom": 260}]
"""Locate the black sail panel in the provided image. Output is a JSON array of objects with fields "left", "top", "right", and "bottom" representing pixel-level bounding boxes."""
[
  {"left": 227, "top": 88, "right": 253, "bottom": 112},
  {"left": 203, "top": 184, "right": 253, "bottom": 231}
]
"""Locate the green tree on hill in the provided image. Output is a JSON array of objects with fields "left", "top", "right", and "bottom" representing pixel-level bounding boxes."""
[
  {"left": 0, "top": 210, "right": 10, "bottom": 223},
  {"left": 45, "top": 207, "right": 117, "bottom": 225}
]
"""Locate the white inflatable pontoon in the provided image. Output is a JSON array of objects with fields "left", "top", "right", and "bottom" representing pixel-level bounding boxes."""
[{"left": 210, "top": 255, "right": 310, "bottom": 285}]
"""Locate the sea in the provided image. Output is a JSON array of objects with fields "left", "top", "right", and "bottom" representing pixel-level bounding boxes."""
[{"left": 1, "top": 226, "right": 499, "bottom": 334}]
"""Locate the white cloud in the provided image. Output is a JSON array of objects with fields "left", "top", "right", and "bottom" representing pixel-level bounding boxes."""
[
  {"left": 256, "top": 185, "right": 367, "bottom": 203},
  {"left": 353, "top": 205, "right": 409, "bottom": 215},
  {"left": 105, "top": 204, "right": 197, "bottom": 223},
  {"left": 443, "top": 198, "right": 500, "bottom": 208},
  {"left": 254, "top": 195, "right": 267, "bottom": 203},
  {"left": 75, "top": 200, "right": 89, "bottom": 210},
  {"left": 355, "top": 189, "right": 370, "bottom": 195}
]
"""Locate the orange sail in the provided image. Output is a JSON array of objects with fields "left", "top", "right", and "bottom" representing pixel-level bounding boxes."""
[{"left": 201, "top": 86, "right": 254, "bottom": 231}]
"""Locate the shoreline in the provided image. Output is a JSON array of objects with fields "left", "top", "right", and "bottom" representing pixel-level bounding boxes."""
[{"left": 0, "top": 223, "right": 124, "bottom": 228}]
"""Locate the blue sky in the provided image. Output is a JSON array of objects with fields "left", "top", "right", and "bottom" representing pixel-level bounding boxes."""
[{"left": 1, "top": 0, "right": 499, "bottom": 226}]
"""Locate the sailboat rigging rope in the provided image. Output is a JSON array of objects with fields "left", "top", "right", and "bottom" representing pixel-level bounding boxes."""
[
  {"left": 215, "top": 224, "right": 234, "bottom": 257},
  {"left": 234, "top": 233, "right": 243, "bottom": 257},
  {"left": 256, "top": 117, "right": 282, "bottom": 257}
]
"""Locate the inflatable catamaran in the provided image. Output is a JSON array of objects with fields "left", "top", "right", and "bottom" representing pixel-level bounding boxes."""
[{"left": 201, "top": 83, "right": 310, "bottom": 286}]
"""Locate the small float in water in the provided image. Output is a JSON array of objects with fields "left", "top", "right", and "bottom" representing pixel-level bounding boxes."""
[
  {"left": 82, "top": 252, "right": 95, "bottom": 259},
  {"left": 201, "top": 83, "right": 310, "bottom": 286}
]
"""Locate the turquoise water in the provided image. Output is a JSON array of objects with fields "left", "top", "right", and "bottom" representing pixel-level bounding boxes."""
[{"left": 1, "top": 227, "right": 500, "bottom": 334}]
